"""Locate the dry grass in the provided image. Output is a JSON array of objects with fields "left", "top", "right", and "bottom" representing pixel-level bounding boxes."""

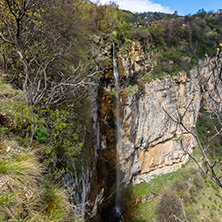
[
  {"left": 0, "top": 152, "right": 76, "bottom": 221},
  {"left": 0, "top": 81, "right": 77, "bottom": 221}
]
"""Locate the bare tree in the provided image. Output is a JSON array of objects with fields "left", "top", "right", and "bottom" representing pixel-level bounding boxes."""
[
  {"left": 0, "top": 0, "right": 98, "bottom": 145},
  {"left": 174, "top": 197, "right": 188, "bottom": 222},
  {"left": 163, "top": 47, "right": 222, "bottom": 187},
  {"left": 0, "top": 0, "right": 96, "bottom": 107}
]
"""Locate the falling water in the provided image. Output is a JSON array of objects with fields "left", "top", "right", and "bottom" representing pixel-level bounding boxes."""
[{"left": 113, "top": 42, "right": 124, "bottom": 221}]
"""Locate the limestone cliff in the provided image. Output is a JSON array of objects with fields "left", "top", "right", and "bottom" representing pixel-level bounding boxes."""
[
  {"left": 111, "top": 40, "right": 200, "bottom": 185},
  {"left": 198, "top": 59, "right": 222, "bottom": 112},
  {"left": 119, "top": 71, "right": 200, "bottom": 184}
]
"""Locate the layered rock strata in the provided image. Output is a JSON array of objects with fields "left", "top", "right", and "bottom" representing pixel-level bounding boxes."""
[{"left": 119, "top": 71, "right": 201, "bottom": 184}]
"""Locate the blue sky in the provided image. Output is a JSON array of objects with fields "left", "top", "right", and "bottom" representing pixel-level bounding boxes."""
[
  {"left": 92, "top": 0, "right": 222, "bottom": 15},
  {"left": 154, "top": 0, "right": 222, "bottom": 15}
]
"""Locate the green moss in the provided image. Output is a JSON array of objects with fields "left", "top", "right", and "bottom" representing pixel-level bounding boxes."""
[
  {"left": 123, "top": 84, "right": 139, "bottom": 95},
  {"left": 142, "top": 71, "right": 169, "bottom": 83}
]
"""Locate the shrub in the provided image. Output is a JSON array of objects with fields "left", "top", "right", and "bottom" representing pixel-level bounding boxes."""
[
  {"left": 0, "top": 127, "right": 9, "bottom": 135},
  {"left": 193, "top": 173, "right": 203, "bottom": 189},
  {"left": 158, "top": 189, "right": 182, "bottom": 222},
  {"left": 173, "top": 180, "right": 189, "bottom": 193},
  {"left": 215, "top": 192, "right": 221, "bottom": 198},
  {"left": 35, "top": 125, "right": 49, "bottom": 144}
]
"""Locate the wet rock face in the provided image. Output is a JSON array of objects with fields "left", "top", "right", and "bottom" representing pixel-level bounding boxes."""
[{"left": 119, "top": 70, "right": 201, "bottom": 184}]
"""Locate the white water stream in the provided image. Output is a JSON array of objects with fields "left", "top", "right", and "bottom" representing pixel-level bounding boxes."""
[{"left": 113, "top": 43, "right": 124, "bottom": 221}]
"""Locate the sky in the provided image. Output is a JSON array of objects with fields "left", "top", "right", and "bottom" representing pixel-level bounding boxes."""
[{"left": 92, "top": 0, "right": 222, "bottom": 16}]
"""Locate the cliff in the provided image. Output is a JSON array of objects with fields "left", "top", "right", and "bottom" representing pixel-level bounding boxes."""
[
  {"left": 119, "top": 71, "right": 200, "bottom": 184},
  {"left": 117, "top": 40, "right": 201, "bottom": 184},
  {"left": 76, "top": 40, "right": 220, "bottom": 220}
]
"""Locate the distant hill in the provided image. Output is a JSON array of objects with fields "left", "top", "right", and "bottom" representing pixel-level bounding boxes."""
[{"left": 121, "top": 10, "right": 172, "bottom": 23}]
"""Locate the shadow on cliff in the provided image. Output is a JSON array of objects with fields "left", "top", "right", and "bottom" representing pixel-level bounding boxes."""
[
  {"left": 121, "top": 188, "right": 147, "bottom": 222},
  {"left": 88, "top": 187, "right": 147, "bottom": 222}
]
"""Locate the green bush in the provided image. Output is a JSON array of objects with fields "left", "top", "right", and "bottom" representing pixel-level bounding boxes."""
[
  {"left": 0, "top": 127, "right": 9, "bottom": 135},
  {"left": 35, "top": 125, "right": 49, "bottom": 144}
]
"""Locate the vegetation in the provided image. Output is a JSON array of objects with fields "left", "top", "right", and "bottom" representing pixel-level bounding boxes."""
[
  {"left": 117, "top": 11, "right": 222, "bottom": 80},
  {"left": 0, "top": 81, "right": 76, "bottom": 221},
  {"left": 0, "top": 0, "right": 131, "bottom": 220},
  {"left": 122, "top": 159, "right": 222, "bottom": 221},
  {"left": 116, "top": 10, "right": 222, "bottom": 222},
  {"left": 0, "top": 0, "right": 222, "bottom": 221},
  {"left": 131, "top": 11, "right": 169, "bottom": 24}
]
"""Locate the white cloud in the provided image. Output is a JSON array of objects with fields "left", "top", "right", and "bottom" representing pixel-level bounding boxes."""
[{"left": 92, "top": 0, "right": 173, "bottom": 13}]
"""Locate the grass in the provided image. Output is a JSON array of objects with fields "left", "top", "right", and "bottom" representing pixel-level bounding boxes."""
[
  {"left": 123, "top": 163, "right": 222, "bottom": 221},
  {"left": 0, "top": 81, "right": 77, "bottom": 222},
  {"left": 0, "top": 150, "right": 76, "bottom": 221},
  {"left": 122, "top": 111, "right": 222, "bottom": 222},
  {"left": 0, "top": 80, "right": 19, "bottom": 96},
  {"left": 122, "top": 170, "right": 182, "bottom": 221},
  {"left": 0, "top": 152, "right": 43, "bottom": 184},
  {"left": 142, "top": 71, "right": 170, "bottom": 83}
]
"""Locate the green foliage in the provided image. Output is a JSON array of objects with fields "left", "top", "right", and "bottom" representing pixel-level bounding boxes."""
[
  {"left": 0, "top": 87, "right": 45, "bottom": 141},
  {"left": 0, "top": 127, "right": 9, "bottom": 135},
  {"left": 0, "top": 82, "right": 77, "bottom": 221},
  {"left": 123, "top": 84, "right": 138, "bottom": 95},
  {"left": 127, "top": 12, "right": 222, "bottom": 59},
  {"left": 34, "top": 125, "right": 49, "bottom": 144},
  {"left": 196, "top": 110, "right": 222, "bottom": 162},
  {"left": 149, "top": 22, "right": 165, "bottom": 45},
  {"left": 124, "top": 166, "right": 222, "bottom": 221},
  {"left": 86, "top": 3, "right": 118, "bottom": 36},
  {"left": 196, "top": 114, "right": 209, "bottom": 142},
  {"left": 132, "top": 11, "right": 168, "bottom": 23},
  {"left": 113, "top": 9, "right": 133, "bottom": 43},
  {"left": 39, "top": 105, "right": 84, "bottom": 174},
  {"left": 128, "top": 27, "right": 151, "bottom": 40},
  {"left": 142, "top": 71, "right": 169, "bottom": 83},
  {"left": 0, "top": 81, "right": 18, "bottom": 96},
  {"left": 152, "top": 48, "right": 192, "bottom": 75}
]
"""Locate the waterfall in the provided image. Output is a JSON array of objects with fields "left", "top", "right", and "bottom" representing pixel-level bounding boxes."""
[{"left": 113, "top": 42, "right": 124, "bottom": 221}]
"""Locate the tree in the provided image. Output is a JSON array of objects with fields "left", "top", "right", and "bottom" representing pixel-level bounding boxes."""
[
  {"left": 0, "top": 0, "right": 97, "bottom": 109},
  {"left": 0, "top": 0, "right": 98, "bottom": 145}
]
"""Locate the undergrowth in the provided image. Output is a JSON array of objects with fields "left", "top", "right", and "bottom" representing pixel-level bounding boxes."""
[{"left": 0, "top": 80, "right": 77, "bottom": 221}]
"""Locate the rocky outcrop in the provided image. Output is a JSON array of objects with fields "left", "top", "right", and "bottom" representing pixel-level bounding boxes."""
[
  {"left": 119, "top": 40, "right": 152, "bottom": 84},
  {"left": 119, "top": 70, "right": 201, "bottom": 184}
]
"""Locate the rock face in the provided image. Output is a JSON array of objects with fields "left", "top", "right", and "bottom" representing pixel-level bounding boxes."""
[
  {"left": 119, "top": 71, "right": 201, "bottom": 184},
  {"left": 120, "top": 40, "right": 152, "bottom": 81},
  {"left": 111, "top": 40, "right": 201, "bottom": 185},
  {"left": 198, "top": 59, "right": 222, "bottom": 112}
]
